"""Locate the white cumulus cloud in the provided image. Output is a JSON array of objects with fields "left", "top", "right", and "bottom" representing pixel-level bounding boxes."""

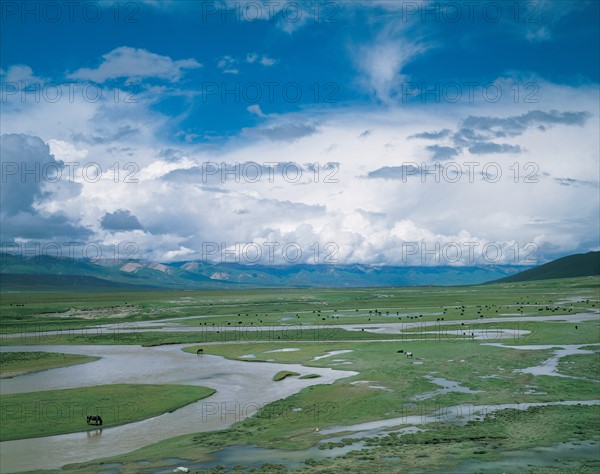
[{"left": 67, "top": 46, "right": 201, "bottom": 82}]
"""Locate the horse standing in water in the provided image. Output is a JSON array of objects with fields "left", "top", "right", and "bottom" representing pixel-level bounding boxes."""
[{"left": 87, "top": 415, "right": 103, "bottom": 426}]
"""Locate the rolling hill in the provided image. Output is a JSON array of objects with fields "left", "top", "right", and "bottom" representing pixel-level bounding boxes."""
[{"left": 491, "top": 251, "right": 600, "bottom": 283}]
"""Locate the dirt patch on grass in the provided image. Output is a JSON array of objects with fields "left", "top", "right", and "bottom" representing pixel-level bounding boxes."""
[{"left": 43, "top": 306, "right": 140, "bottom": 320}]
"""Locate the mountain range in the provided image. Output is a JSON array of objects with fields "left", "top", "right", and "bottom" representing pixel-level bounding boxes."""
[
  {"left": 0, "top": 251, "right": 597, "bottom": 291},
  {"left": 0, "top": 252, "right": 525, "bottom": 290}
]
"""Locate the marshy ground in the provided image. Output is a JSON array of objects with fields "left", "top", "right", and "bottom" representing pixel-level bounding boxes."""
[{"left": 0, "top": 277, "right": 598, "bottom": 473}]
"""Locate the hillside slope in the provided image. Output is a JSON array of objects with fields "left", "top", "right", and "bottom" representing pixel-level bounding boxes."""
[{"left": 492, "top": 251, "right": 600, "bottom": 283}]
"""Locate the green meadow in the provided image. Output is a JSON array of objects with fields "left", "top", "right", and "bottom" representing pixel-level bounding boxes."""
[
  {"left": 1, "top": 276, "right": 598, "bottom": 472},
  {"left": 2, "top": 277, "right": 597, "bottom": 337}
]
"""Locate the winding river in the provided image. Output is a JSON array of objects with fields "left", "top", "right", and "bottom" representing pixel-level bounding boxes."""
[
  {"left": 1, "top": 310, "right": 598, "bottom": 472},
  {"left": 0, "top": 344, "right": 356, "bottom": 472}
]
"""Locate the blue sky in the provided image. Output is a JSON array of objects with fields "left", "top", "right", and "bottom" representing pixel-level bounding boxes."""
[{"left": 1, "top": 1, "right": 599, "bottom": 266}]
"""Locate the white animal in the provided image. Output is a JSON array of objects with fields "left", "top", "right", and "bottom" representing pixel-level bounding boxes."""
[
  {"left": 173, "top": 467, "right": 189, "bottom": 473},
  {"left": 405, "top": 352, "right": 413, "bottom": 358}
]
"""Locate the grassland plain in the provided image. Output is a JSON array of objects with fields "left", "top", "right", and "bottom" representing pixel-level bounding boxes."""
[
  {"left": 1, "top": 277, "right": 598, "bottom": 473},
  {"left": 61, "top": 338, "right": 600, "bottom": 473},
  {"left": 1, "top": 277, "right": 597, "bottom": 336}
]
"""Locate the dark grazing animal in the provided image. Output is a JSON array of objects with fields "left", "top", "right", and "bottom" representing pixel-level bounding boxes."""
[{"left": 86, "top": 415, "right": 103, "bottom": 426}]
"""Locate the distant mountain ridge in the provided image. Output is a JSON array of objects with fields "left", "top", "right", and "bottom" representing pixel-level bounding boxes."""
[
  {"left": 491, "top": 251, "right": 600, "bottom": 283},
  {"left": 0, "top": 252, "right": 529, "bottom": 290},
  {"left": 2, "top": 251, "right": 597, "bottom": 291},
  {"left": 0, "top": 273, "right": 156, "bottom": 291}
]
